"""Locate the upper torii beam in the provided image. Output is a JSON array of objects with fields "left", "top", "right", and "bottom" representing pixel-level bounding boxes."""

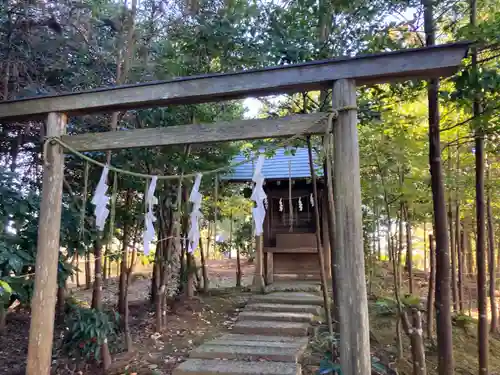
[{"left": 0, "top": 42, "right": 469, "bottom": 121}]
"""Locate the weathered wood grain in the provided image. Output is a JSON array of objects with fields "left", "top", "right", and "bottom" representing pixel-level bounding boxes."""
[
  {"left": 0, "top": 43, "right": 469, "bottom": 120},
  {"left": 332, "top": 79, "right": 371, "bottom": 375},
  {"left": 265, "top": 252, "right": 274, "bottom": 284},
  {"left": 61, "top": 113, "right": 329, "bottom": 151},
  {"left": 26, "top": 112, "right": 66, "bottom": 375}
]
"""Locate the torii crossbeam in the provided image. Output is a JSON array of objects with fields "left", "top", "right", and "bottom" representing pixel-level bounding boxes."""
[{"left": 0, "top": 42, "right": 469, "bottom": 375}]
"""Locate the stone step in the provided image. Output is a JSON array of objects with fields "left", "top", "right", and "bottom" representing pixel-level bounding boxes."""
[
  {"left": 214, "top": 334, "right": 309, "bottom": 344},
  {"left": 232, "top": 320, "right": 309, "bottom": 337},
  {"left": 206, "top": 335, "right": 308, "bottom": 349},
  {"left": 206, "top": 339, "right": 307, "bottom": 349},
  {"left": 249, "top": 292, "right": 324, "bottom": 306},
  {"left": 246, "top": 303, "right": 322, "bottom": 315},
  {"left": 239, "top": 311, "right": 314, "bottom": 323},
  {"left": 173, "top": 359, "right": 301, "bottom": 375},
  {"left": 264, "top": 282, "right": 321, "bottom": 293},
  {"left": 190, "top": 343, "right": 304, "bottom": 362}
]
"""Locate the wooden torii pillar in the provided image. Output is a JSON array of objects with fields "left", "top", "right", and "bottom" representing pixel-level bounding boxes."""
[
  {"left": 332, "top": 79, "right": 370, "bottom": 373},
  {"left": 0, "top": 42, "right": 468, "bottom": 375},
  {"left": 26, "top": 113, "right": 67, "bottom": 375}
]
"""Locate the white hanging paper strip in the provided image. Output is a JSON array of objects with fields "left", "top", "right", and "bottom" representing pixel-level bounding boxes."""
[
  {"left": 91, "top": 165, "right": 110, "bottom": 231},
  {"left": 143, "top": 176, "right": 158, "bottom": 255},
  {"left": 298, "top": 197, "right": 303, "bottom": 212},
  {"left": 279, "top": 198, "right": 283, "bottom": 212},
  {"left": 251, "top": 155, "right": 267, "bottom": 235},
  {"left": 188, "top": 173, "right": 203, "bottom": 253},
  {"left": 310, "top": 193, "right": 314, "bottom": 207}
]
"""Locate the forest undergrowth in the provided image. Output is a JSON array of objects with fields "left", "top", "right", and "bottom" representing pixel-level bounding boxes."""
[{"left": 303, "top": 261, "right": 500, "bottom": 375}]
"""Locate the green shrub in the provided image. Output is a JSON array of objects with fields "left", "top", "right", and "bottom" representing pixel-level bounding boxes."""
[
  {"left": 373, "top": 297, "right": 397, "bottom": 316},
  {"left": 61, "top": 306, "right": 121, "bottom": 361}
]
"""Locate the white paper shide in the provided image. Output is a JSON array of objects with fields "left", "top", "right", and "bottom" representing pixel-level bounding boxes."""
[
  {"left": 91, "top": 166, "right": 110, "bottom": 231},
  {"left": 251, "top": 155, "right": 267, "bottom": 235},
  {"left": 188, "top": 173, "right": 203, "bottom": 253},
  {"left": 143, "top": 176, "right": 158, "bottom": 255}
]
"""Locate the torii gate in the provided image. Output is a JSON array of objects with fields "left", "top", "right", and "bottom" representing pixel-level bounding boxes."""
[{"left": 0, "top": 42, "right": 469, "bottom": 375}]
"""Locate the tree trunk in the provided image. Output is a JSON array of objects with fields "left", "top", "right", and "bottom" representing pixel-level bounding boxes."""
[
  {"left": 448, "top": 148, "right": 458, "bottom": 312},
  {"left": 471, "top": 0, "right": 488, "bottom": 371},
  {"left": 455, "top": 143, "right": 462, "bottom": 312},
  {"left": 497, "top": 235, "right": 500, "bottom": 280},
  {"left": 405, "top": 204, "right": 414, "bottom": 294},
  {"left": 199, "top": 236, "right": 209, "bottom": 293},
  {"left": 186, "top": 253, "right": 195, "bottom": 297},
  {"left": 464, "top": 217, "right": 474, "bottom": 277},
  {"left": 85, "top": 251, "right": 92, "bottom": 289},
  {"left": 377, "top": 211, "right": 382, "bottom": 261},
  {"left": 151, "top": 249, "right": 159, "bottom": 305},
  {"left": 90, "top": 237, "right": 112, "bottom": 368},
  {"left": 423, "top": 1, "right": 454, "bottom": 372},
  {"left": 118, "top": 190, "right": 132, "bottom": 316},
  {"left": 390, "top": 227, "right": 403, "bottom": 359},
  {"left": 409, "top": 309, "right": 427, "bottom": 375},
  {"left": 487, "top": 169, "right": 497, "bottom": 332},
  {"left": 236, "top": 246, "right": 242, "bottom": 287},
  {"left": 458, "top": 230, "right": 465, "bottom": 313},
  {"left": 154, "top": 258, "right": 163, "bottom": 332},
  {"left": 424, "top": 222, "right": 427, "bottom": 272},
  {"left": 0, "top": 307, "right": 6, "bottom": 333},
  {"left": 427, "top": 234, "right": 435, "bottom": 340},
  {"left": 397, "top": 206, "right": 403, "bottom": 289},
  {"left": 56, "top": 284, "right": 66, "bottom": 323},
  {"left": 123, "top": 226, "right": 137, "bottom": 351},
  {"left": 75, "top": 253, "right": 81, "bottom": 287},
  {"left": 103, "top": 245, "right": 109, "bottom": 283},
  {"left": 91, "top": 238, "right": 103, "bottom": 310}
]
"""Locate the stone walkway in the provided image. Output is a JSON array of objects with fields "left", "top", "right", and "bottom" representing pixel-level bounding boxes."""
[{"left": 173, "top": 287, "right": 323, "bottom": 375}]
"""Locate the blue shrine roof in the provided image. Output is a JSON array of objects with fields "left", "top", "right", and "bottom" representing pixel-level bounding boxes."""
[{"left": 222, "top": 147, "right": 323, "bottom": 181}]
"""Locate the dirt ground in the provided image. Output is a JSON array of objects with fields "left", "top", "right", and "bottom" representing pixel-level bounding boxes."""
[{"left": 0, "top": 259, "right": 255, "bottom": 375}]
